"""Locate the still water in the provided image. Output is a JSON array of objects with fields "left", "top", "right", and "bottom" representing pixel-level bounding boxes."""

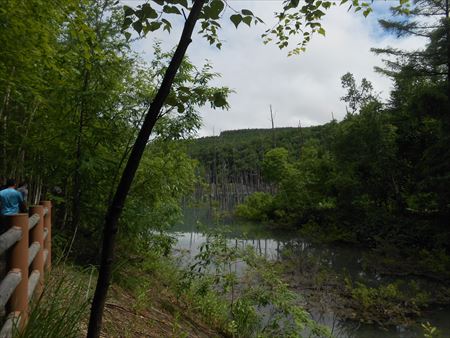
[{"left": 169, "top": 208, "right": 450, "bottom": 338}]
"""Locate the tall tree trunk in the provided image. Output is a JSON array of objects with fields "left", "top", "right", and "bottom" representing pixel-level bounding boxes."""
[
  {"left": 86, "top": 1, "right": 206, "bottom": 337},
  {"left": 15, "top": 102, "right": 39, "bottom": 180},
  {"left": 71, "top": 69, "right": 90, "bottom": 232},
  {"left": 446, "top": 0, "right": 450, "bottom": 99},
  {"left": 0, "top": 67, "right": 15, "bottom": 179},
  {"left": 270, "top": 104, "right": 276, "bottom": 148}
]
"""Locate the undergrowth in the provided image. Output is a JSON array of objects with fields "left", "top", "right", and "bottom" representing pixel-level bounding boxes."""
[{"left": 15, "top": 266, "right": 91, "bottom": 338}]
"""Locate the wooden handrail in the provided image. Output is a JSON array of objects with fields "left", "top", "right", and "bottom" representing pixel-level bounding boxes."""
[
  {"left": 27, "top": 271, "right": 40, "bottom": 302},
  {"left": 0, "top": 313, "right": 20, "bottom": 338},
  {"left": 0, "top": 270, "right": 21, "bottom": 311},
  {"left": 0, "top": 228, "right": 22, "bottom": 256},
  {"left": 28, "top": 242, "right": 41, "bottom": 267},
  {"left": 0, "top": 201, "right": 52, "bottom": 337},
  {"left": 28, "top": 214, "right": 40, "bottom": 231}
]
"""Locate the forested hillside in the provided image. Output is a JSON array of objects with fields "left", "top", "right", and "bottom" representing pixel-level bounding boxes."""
[
  {"left": 187, "top": 125, "right": 337, "bottom": 207},
  {"left": 187, "top": 0, "right": 450, "bottom": 280},
  {"left": 189, "top": 81, "right": 450, "bottom": 280}
]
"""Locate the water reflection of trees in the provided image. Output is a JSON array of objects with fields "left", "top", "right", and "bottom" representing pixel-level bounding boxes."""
[
  {"left": 174, "top": 208, "right": 449, "bottom": 337},
  {"left": 281, "top": 239, "right": 380, "bottom": 283}
]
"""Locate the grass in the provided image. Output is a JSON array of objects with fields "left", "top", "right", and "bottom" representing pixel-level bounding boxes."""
[{"left": 16, "top": 266, "right": 91, "bottom": 338}]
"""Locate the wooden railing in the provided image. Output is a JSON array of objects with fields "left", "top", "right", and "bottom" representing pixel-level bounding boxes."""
[{"left": 0, "top": 201, "right": 52, "bottom": 338}]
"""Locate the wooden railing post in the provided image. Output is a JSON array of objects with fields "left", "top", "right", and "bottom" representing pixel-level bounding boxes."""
[
  {"left": 8, "top": 213, "right": 29, "bottom": 329},
  {"left": 29, "top": 205, "right": 44, "bottom": 296},
  {"left": 40, "top": 201, "right": 52, "bottom": 271}
]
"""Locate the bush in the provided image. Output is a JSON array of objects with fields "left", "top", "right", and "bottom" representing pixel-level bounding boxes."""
[
  {"left": 180, "top": 228, "right": 331, "bottom": 337},
  {"left": 235, "top": 192, "right": 274, "bottom": 221}
]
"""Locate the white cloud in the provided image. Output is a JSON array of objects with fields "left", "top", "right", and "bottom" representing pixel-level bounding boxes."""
[{"left": 132, "top": 2, "right": 426, "bottom": 137}]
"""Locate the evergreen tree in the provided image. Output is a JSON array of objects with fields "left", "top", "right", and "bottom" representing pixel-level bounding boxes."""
[{"left": 372, "top": 0, "right": 450, "bottom": 89}]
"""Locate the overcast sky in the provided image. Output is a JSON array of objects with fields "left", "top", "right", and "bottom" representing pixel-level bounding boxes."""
[{"left": 130, "top": 1, "right": 425, "bottom": 137}]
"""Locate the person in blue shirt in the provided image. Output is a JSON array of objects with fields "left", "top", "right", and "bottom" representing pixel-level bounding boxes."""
[{"left": 0, "top": 179, "right": 24, "bottom": 216}]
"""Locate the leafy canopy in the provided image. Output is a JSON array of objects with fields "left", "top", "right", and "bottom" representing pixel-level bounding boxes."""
[{"left": 122, "top": 0, "right": 411, "bottom": 55}]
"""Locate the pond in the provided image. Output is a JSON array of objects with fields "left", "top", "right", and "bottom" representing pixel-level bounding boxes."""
[{"left": 169, "top": 207, "right": 450, "bottom": 338}]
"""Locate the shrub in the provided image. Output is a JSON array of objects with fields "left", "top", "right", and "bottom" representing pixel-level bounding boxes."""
[{"left": 235, "top": 192, "right": 274, "bottom": 221}]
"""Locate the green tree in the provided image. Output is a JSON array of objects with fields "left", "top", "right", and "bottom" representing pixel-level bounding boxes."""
[
  {"left": 88, "top": 1, "right": 413, "bottom": 335},
  {"left": 332, "top": 102, "right": 399, "bottom": 221},
  {"left": 262, "top": 147, "right": 290, "bottom": 183},
  {"left": 372, "top": 0, "right": 449, "bottom": 92},
  {"left": 340, "top": 72, "right": 378, "bottom": 114},
  {"left": 0, "top": 0, "right": 76, "bottom": 183}
]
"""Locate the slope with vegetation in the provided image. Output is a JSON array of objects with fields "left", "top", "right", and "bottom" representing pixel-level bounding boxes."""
[{"left": 186, "top": 125, "right": 336, "bottom": 208}]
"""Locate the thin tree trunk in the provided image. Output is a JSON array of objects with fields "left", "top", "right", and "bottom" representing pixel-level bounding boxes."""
[
  {"left": 270, "top": 104, "right": 275, "bottom": 148},
  {"left": 61, "top": 179, "right": 70, "bottom": 229},
  {"left": 0, "top": 67, "right": 15, "bottom": 178},
  {"left": 16, "top": 102, "right": 39, "bottom": 179},
  {"left": 71, "top": 69, "right": 90, "bottom": 231},
  {"left": 86, "top": 1, "right": 205, "bottom": 337},
  {"left": 445, "top": 0, "right": 450, "bottom": 98},
  {"left": 107, "top": 108, "right": 147, "bottom": 204}
]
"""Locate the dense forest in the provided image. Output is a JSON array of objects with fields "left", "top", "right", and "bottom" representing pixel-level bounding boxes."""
[
  {"left": 1, "top": 0, "right": 449, "bottom": 336},
  {"left": 187, "top": 126, "right": 330, "bottom": 207},
  {"left": 187, "top": 0, "right": 450, "bottom": 282},
  {"left": 185, "top": 0, "right": 450, "bottom": 326},
  {"left": 0, "top": 0, "right": 233, "bottom": 256}
]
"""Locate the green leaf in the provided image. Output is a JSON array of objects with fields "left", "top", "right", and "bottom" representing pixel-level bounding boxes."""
[
  {"left": 123, "top": 5, "right": 134, "bottom": 17},
  {"left": 213, "top": 92, "right": 227, "bottom": 107},
  {"left": 165, "top": 94, "right": 178, "bottom": 106},
  {"left": 122, "top": 17, "right": 133, "bottom": 30},
  {"left": 178, "top": 0, "right": 189, "bottom": 8},
  {"left": 363, "top": 7, "right": 372, "bottom": 17},
  {"left": 318, "top": 27, "right": 326, "bottom": 36},
  {"left": 124, "top": 31, "right": 131, "bottom": 41},
  {"left": 146, "top": 21, "right": 162, "bottom": 33},
  {"left": 179, "top": 94, "right": 189, "bottom": 103},
  {"left": 178, "top": 86, "right": 190, "bottom": 94},
  {"left": 313, "top": 9, "right": 326, "bottom": 17},
  {"left": 207, "top": 0, "right": 224, "bottom": 19},
  {"left": 230, "top": 14, "right": 242, "bottom": 28},
  {"left": 163, "top": 5, "right": 181, "bottom": 15},
  {"left": 241, "top": 9, "right": 254, "bottom": 16},
  {"left": 177, "top": 104, "right": 185, "bottom": 113},
  {"left": 132, "top": 21, "right": 143, "bottom": 34},
  {"left": 242, "top": 16, "right": 252, "bottom": 27},
  {"left": 142, "top": 4, "right": 158, "bottom": 19},
  {"left": 287, "top": 0, "right": 300, "bottom": 9},
  {"left": 162, "top": 18, "right": 172, "bottom": 32}
]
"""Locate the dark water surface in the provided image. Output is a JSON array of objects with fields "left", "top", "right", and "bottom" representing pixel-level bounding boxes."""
[{"left": 169, "top": 208, "right": 450, "bottom": 338}]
